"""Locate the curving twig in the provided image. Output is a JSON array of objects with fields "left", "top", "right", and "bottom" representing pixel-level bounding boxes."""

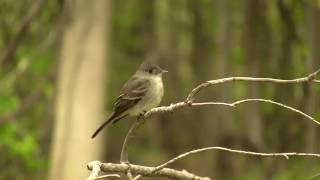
[
  {"left": 152, "top": 147, "right": 320, "bottom": 173},
  {"left": 310, "top": 172, "right": 320, "bottom": 180},
  {"left": 231, "top": 99, "right": 320, "bottom": 126},
  {"left": 120, "top": 120, "right": 143, "bottom": 163},
  {"left": 187, "top": 68, "right": 320, "bottom": 100}
]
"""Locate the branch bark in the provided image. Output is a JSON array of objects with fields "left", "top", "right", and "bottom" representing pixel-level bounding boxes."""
[
  {"left": 86, "top": 161, "right": 120, "bottom": 180},
  {"left": 187, "top": 68, "right": 320, "bottom": 101},
  {"left": 87, "top": 146, "right": 320, "bottom": 180},
  {"left": 87, "top": 161, "right": 210, "bottom": 180},
  {"left": 152, "top": 146, "right": 320, "bottom": 173}
]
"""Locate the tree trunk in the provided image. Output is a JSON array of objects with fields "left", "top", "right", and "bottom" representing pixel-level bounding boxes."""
[
  {"left": 49, "top": 0, "right": 111, "bottom": 179},
  {"left": 273, "top": 0, "right": 298, "bottom": 151},
  {"left": 243, "top": 0, "right": 266, "bottom": 149},
  {"left": 214, "top": 0, "right": 235, "bottom": 137},
  {"left": 154, "top": 0, "right": 186, "bottom": 154}
]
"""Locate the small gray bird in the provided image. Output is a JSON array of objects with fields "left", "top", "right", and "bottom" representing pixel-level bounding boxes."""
[{"left": 91, "top": 61, "right": 167, "bottom": 138}]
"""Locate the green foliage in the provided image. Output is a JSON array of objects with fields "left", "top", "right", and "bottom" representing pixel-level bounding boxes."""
[
  {"left": 0, "top": 124, "right": 40, "bottom": 169},
  {"left": 0, "top": 0, "right": 58, "bottom": 179},
  {"left": 0, "top": 93, "right": 19, "bottom": 115}
]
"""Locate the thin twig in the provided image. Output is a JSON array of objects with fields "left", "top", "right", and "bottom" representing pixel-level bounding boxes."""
[
  {"left": 126, "top": 170, "right": 134, "bottom": 180},
  {"left": 310, "top": 172, "right": 320, "bottom": 180},
  {"left": 143, "top": 98, "right": 320, "bottom": 127},
  {"left": 152, "top": 147, "right": 320, "bottom": 173},
  {"left": 132, "top": 175, "right": 143, "bottom": 180},
  {"left": 230, "top": 99, "right": 320, "bottom": 126},
  {"left": 95, "top": 174, "right": 120, "bottom": 180},
  {"left": 187, "top": 68, "right": 320, "bottom": 101},
  {"left": 120, "top": 120, "right": 143, "bottom": 163},
  {"left": 120, "top": 118, "right": 145, "bottom": 179}
]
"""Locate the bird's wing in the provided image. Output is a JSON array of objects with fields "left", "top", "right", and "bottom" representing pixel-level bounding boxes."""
[
  {"left": 91, "top": 77, "right": 150, "bottom": 138},
  {"left": 112, "top": 77, "right": 150, "bottom": 119}
]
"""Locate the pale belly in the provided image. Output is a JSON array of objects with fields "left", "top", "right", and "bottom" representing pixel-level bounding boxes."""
[{"left": 128, "top": 77, "right": 164, "bottom": 116}]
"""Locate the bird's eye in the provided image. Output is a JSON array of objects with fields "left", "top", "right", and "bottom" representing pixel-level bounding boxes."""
[{"left": 148, "top": 68, "right": 157, "bottom": 74}]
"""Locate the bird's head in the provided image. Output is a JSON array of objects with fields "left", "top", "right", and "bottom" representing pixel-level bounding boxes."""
[{"left": 137, "top": 61, "right": 168, "bottom": 77}]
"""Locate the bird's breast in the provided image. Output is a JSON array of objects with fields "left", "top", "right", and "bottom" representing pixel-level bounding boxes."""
[
  {"left": 149, "top": 76, "right": 164, "bottom": 105},
  {"left": 129, "top": 76, "right": 164, "bottom": 116}
]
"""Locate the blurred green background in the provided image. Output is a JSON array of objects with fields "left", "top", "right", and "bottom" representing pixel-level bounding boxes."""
[{"left": 0, "top": 0, "right": 320, "bottom": 179}]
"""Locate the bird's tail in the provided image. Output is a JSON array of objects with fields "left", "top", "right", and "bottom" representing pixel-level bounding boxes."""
[{"left": 91, "top": 113, "right": 127, "bottom": 139}]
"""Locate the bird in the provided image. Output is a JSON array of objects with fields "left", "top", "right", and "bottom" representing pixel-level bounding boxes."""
[{"left": 91, "top": 61, "right": 167, "bottom": 138}]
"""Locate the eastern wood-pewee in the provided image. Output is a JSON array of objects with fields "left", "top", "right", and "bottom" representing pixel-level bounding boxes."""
[{"left": 91, "top": 61, "right": 167, "bottom": 138}]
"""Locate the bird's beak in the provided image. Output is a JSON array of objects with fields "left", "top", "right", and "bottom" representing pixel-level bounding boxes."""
[{"left": 161, "top": 69, "right": 168, "bottom": 73}]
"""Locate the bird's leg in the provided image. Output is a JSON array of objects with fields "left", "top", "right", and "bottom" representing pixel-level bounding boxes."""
[{"left": 137, "top": 111, "right": 147, "bottom": 124}]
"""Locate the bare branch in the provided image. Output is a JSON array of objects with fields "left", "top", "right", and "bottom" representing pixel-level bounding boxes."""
[
  {"left": 87, "top": 161, "right": 210, "bottom": 180},
  {"left": 143, "top": 69, "right": 320, "bottom": 119},
  {"left": 143, "top": 98, "right": 320, "bottom": 127},
  {"left": 113, "top": 69, "right": 320, "bottom": 179},
  {"left": 152, "top": 147, "right": 320, "bottom": 173},
  {"left": 120, "top": 120, "right": 143, "bottom": 163},
  {"left": 87, "top": 145, "right": 320, "bottom": 180},
  {"left": 187, "top": 68, "right": 320, "bottom": 100},
  {"left": 230, "top": 99, "right": 320, "bottom": 126}
]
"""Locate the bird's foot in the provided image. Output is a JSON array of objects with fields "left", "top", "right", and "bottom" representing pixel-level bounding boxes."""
[{"left": 137, "top": 111, "right": 147, "bottom": 124}]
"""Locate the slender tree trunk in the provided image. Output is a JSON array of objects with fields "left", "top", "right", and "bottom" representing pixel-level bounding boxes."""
[
  {"left": 273, "top": 0, "right": 299, "bottom": 151},
  {"left": 190, "top": 0, "right": 213, "bottom": 148},
  {"left": 154, "top": 0, "right": 187, "bottom": 154},
  {"left": 188, "top": 0, "right": 215, "bottom": 175},
  {"left": 213, "top": 0, "right": 240, "bottom": 177},
  {"left": 214, "top": 0, "right": 235, "bottom": 136},
  {"left": 243, "top": 0, "right": 266, "bottom": 149},
  {"left": 49, "top": 0, "right": 111, "bottom": 179}
]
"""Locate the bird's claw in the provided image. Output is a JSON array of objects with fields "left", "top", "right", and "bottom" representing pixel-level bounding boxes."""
[{"left": 137, "top": 111, "right": 147, "bottom": 124}]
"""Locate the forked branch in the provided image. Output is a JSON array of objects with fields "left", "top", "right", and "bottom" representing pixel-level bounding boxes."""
[
  {"left": 86, "top": 69, "right": 320, "bottom": 180},
  {"left": 87, "top": 147, "right": 320, "bottom": 180},
  {"left": 120, "top": 69, "right": 319, "bottom": 178}
]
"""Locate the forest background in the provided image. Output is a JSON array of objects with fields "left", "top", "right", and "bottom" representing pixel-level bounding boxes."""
[{"left": 0, "top": 0, "right": 320, "bottom": 179}]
